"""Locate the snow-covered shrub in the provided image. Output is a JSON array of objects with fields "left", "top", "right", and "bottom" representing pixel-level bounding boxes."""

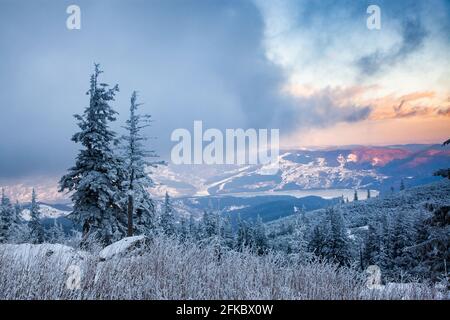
[{"left": 0, "top": 235, "right": 443, "bottom": 300}]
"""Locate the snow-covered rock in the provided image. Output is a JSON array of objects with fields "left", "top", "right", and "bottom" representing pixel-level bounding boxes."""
[{"left": 99, "top": 235, "right": 152, "bottom": 261}]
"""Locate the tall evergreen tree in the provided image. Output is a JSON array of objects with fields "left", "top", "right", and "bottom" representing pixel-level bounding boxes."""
[
  {"left": 59, "top": 64, "right": 126, "bottom": 245},
  {"left": 253, "top": 215, "right": 268, "bottom": 255},
  {"left": 379, "top": 212, "right": 392, "bottom": 274},
  {"left": 178, "top": 217, "right": 189, "bottom": 242},
  {"left": 28, "top": 189, "right": 44, "bottom": 244},
  {"left": 434, "top": 138, "right": 450, "bottom": 179},
  {"left": 308, "top": 222, "right": 328, "bottom": 260},
  {"left": 0, "top": 189, "right": 13, "bottom": 243},
  {"left": 201, "top": 208, "right": 218, "bottom": 239},
  {"left": 14, "top": 200, "right": 22, "bottom": 220},
  {"left": 353, "top": 190, "right": 358, "bottom": 201},
  {"left": 363, "top": 221, "right": 380, "bottom": 268},
  {"left": 390, "top": 210, "right": 415, "bottom": 281},
  {"left": 327, "top": 208, "right": 352, "bottom": 267},
  {"left": 187, "top": 214, "right": 198, "bottom": 241},
  {"left": 413, "top": 206, "right": 449, "bottom": 281},
  {"left": 0, "top": 191, "right": 25, "bottom": 244},
  {"left": 290, "top": 211, "right": 310, "bottom": 263},
  {"left": 160, "top": 191, "right": 175, "bottom": 235},
  {"left": 122, "top": 91, "right": 159, "bottom": 236},
  {"left": 400, "top": 179, "right": 405, "bottom": 191},
  {"left": 218, "top": 215, "right": 234, "bottom": 249},
  {"left": 45, "top": 220, "right": 66, "bottom": 244},
  {"left": 235, "top": 214, "right": 249, "bottom": 251}
]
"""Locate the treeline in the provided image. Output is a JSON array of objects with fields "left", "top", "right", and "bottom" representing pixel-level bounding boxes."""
[
  {"left": 0, "top": 188, "right": 70, "bottom": 244},
  {"left": 267, "top": 182, "right": 450, "bottom": 284}
]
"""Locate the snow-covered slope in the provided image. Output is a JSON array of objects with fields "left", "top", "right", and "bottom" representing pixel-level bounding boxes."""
[
  {"left": 21, "top": 204, "right": 70, "bottom": 221},
  {"left": 149, "top": 144, "right": 449, "bottom": 197}
]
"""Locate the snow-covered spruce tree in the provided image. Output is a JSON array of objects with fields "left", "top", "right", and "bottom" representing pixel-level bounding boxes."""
[
  {"left": 363, "top": 220, "right": 381, "bottom": 268},
  {"left": 253, "top": 215, "right": 268, "bottom": 255},
  {"left": 59, "top": 64, "right": 126, "bottom": 245},
  {"left": 178, "top": 217, "right": 189, "bottom": 242},
  {"left": 0, "top": 191, "right": 27, "bottom": 244},
  {"left": 200, "top": 208, "right": 218, "bottom": 240},
  {"left": 290, "top": 211, "right": 311, "bottom": 263},
  {"left": 434, "top": 138, "right": 450, "bottom": 179},
  {"left": 45, "top": 220, "right": 66, "bottom": 244},
  {"left": 121, "top": 91, "right": 159, "bottom": 236},
  {"left": 400, "top": 179, "right": 405, "bottom": 191},
  {"left": 28, "top": 189, "right": 44, "bottom": 244},
  {"left": 413, "top": 205, "right": 449, "bottom": 281},
  {"left": 14, "top": 200, "right": 22, "bottom": 221},
  {"left": 308, "top": 221, "right": 328, "bottom": 260},
  {"left": 160, "top": 191, "right": 175, "bottom": 236},
  {"left": 378, "top": 212, "right": 392, "bottom": 274},
  {"left": 390, "top": 210, "right": 415, "bottom": 281},
  {"left": 367, "top": 189, "right": 371, "bottom": 199},
  {"left": 0, "top": 189, "right": 13, "bottom": 243},
  {"left": 187, "top": 214, "right": 198, "bottom": 241},
  {"left": 220, "top": 215, "right": 234, "bottom": 249},
  {"left": 235, "top": 214, "right": 250, "bottom": 251},
  {"left": 353, "top": 189, "right": 358, "bottom": 201},
  {"left": 327, "top": 208, "right": 352, "bottom": 267}
]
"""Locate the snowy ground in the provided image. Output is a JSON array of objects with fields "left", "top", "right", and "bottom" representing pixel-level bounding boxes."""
[{"left": 0, "top": 235, "right": 445, "bottom": 300}]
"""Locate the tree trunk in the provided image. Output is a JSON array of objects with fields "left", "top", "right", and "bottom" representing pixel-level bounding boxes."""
[{"left": 127, "top": 194, "right": 134, "bottom": 237}]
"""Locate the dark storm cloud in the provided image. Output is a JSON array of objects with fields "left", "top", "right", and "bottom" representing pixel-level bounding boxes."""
[
  {"left": 0, "top": 0, "right": 370, "bottom": 178},
  {"left": 357, "top": 18, "right": 428, "bottom": 76}
]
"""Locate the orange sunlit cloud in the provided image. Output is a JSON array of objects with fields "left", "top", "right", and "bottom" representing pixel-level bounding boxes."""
[{"left": 281, "top": 84, "right": 450, "bottom": 147}]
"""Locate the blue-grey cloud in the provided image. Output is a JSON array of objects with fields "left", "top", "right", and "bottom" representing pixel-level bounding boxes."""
[
  {"left": 0, "top": 0, "right": 388, "bottom": 179},
  {"left": 357, "top": 17, "right": 428, "bottom": 76}
]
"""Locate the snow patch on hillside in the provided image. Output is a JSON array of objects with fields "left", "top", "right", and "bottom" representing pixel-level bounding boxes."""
[{"left": 21, "top": 204, "right": 70, "bottom": 221}]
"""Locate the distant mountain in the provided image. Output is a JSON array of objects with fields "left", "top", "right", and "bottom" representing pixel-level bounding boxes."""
[
  {"left": 20, "top": 202, "right": 74, "bottom": 232},
  {"left": 3, "top": 144, "right": 447, "bottom": 204},
  {"left": 151, "top": 144, "right": 450, "bottom": 197},
  {"left": 21, "top": 203, "right": 71, "bottom": 221}
]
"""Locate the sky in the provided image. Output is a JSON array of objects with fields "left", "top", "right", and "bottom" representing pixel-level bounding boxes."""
[{"left": 0, "top": 0, "right": 449, "bottom": 200}]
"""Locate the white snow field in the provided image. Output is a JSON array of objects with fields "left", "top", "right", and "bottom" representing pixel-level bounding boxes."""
[{"left": 0, "top": 235, "right": 444, "bottom": 300}]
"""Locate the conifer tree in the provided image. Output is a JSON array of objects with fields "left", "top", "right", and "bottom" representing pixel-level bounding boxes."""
[
  {"left": 235, "top": 214, "right": 249, "bottom": 251},
  {"left": 28, "top": 189, "right": 44, "bottom": 244},
  {"left": 160, "top": 191, "right": 175, "bottom": 235},
  {"left": 308, "top": 222, "right": 328, "bottom": 260},
  {"left": 253, "top": 215, "right": 268, "bottom": 255},
  {"left": 353, "top": 189, "right": 358, "bottom": 201},
  {"left": 188, "top": 214, "right": 198, "bottom": 241},
  {"left": 291, "top": 211, "right": 310, "bottom": 262},
  {"left": 390, "top": 210, "right": 415, "bottom": 280},
  {"left": 0, "top": 191, "right": 25, "bottom": 243},
  {"left": 122, "top": 91, "right": 159, "bottom": 236},
  {"left": 0, "top": 189, "right": 13, "bottom": 243},
  {"left": 400, "top": 179, "right": 405, "bottom": 191},
  {"left": 201, "top": 208, "right": 218, "bottom": 239},
  {"left": 46, "top": 220, "right": 66, "bottom": 244},
  {"left": 328, "top": 208, "right": 352, "bottom": 266},
  {"left": 59, "top": 64, "right": 126, "bottom": 245}
]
